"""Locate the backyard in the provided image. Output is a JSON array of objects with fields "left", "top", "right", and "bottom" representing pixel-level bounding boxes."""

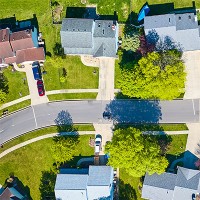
[{"left": 0, "top": 134, "right": 95, "bottom": 199}]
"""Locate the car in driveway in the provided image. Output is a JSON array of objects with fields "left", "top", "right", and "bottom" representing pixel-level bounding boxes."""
[
  {"left": 32, "top": 62, "right": 42, "bottom": 80},
  {"left": 37, "top": 80, "right": 45, "bottom": 96},
  {"left": 95, "top": 134, "right": 102, "bottom": 154}
]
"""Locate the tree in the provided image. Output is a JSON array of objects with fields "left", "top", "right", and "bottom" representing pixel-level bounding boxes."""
[
  {"left": 122, "top": 34, "right": 140, "bottom": 52},
  {"left": 119, "top": 51, "right": 186, "bottom": 100},
  {"left": 105, "top": 128, "right": 169, "bottom": 177},
  {"left": 0, "top": 90, "right": 6, "bottom": 106},
  {"left": 51, "top": 135, "right": 79, "bottom": 167}
]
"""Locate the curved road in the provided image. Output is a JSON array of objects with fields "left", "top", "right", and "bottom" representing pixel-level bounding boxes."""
[{"left": 0, "top": 99, "right": 199, "bottom": 144}]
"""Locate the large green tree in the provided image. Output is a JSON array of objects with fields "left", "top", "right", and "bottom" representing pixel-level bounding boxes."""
[
  {"left": 105, "top": 128, "right": 168, "bottom": 177},
  {"left": 119, "top": 51, "right": 186, "bottom": 100},
  {"left": 51, "top": 135, "right": 79, "bottom": 167},
  {"left": 122, "top": 34, "right": 140, "bottom": 52}
]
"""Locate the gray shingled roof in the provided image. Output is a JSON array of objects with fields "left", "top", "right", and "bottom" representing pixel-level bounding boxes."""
[
  {"left": 60, "top": 18, "right": 118, "bottom": 57},
  {"left": 93, "top": 20, "right": 116, "bottom": 38},
  {"left": 142, "top": 167, "right": 200, "bottom": 200},
  {"left": 144, "top": 12, "right": 200, "bottom": 51},
  {"left": 87, "top": 166, "right": 113, "bottom": 186},
  {"left": 175, "top": 167, "right": 200, "bottom": 190},
  {"left": 55, "top": 174, "right": 88, "bottom": 190},
  {"left": 143, "top": 172, "right": 176, "bottom": 190}
]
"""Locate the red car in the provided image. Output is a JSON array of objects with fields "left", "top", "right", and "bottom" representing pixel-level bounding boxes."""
[{"left": 37, "top": 80, "right": 45, "bottom": 96}]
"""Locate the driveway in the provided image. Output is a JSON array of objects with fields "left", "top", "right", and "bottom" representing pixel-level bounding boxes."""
[
  {"left": 96, "top": 58, "right": 115, "bottom": 100},
  {"left": 183, "top": 51, "right": 200, "bottom": 99},
  {"left": 13, "top": 63, "right": 49, "bottom": 105}
]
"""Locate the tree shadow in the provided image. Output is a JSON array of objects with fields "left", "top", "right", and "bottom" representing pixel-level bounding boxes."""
[
  {"left": 53, "top": 42, "right": 65, "bottom": 57},
  {"left": 104, "top": 100, "right": 162, "bottom": 124},
  {"left": 0, "top": 72, "right": 9, "bottom": 94},
  {"left": 54, "top": 110, "right": 75, "bottom": 133},
  {"left": 119, "top": 179, "right": 137, "bottom": 200},
  {"left": 39, "top": 170, "right": 56, "bottom": 200}
]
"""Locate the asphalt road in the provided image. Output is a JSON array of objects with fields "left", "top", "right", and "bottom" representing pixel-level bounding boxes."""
[{"left": 0, "top": 99, "right": 199, "bottom": 144}]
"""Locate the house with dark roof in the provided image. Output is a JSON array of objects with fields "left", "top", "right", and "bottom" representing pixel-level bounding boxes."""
[
  {"left": 60, "top": 18, "right": 118, "bottom": 58},
  {"left": 142, "top": 166, "right": 200, "bottom": 200},
  {"left": 0, "top": 187, "right": 26, "bottom": 200},
  {"left": 144, "top": 9, "right": 200, "bottom": 51},
  {"left": 0, "top": 24, "right": 45, "bottom": 67},
  {"left": 55, "top": 166, "right": 114, "bottom": 200}
]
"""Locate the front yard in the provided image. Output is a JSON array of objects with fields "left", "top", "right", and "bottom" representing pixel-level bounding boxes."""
[
  {"left": 43, "top": 56, "right": 99, "bottom": 90},
  {"left": 1, "top": 67, "right": 29, "bottom": 103},
  {"left": 0, "top": 134, "right": 94, "bottom": 199}
]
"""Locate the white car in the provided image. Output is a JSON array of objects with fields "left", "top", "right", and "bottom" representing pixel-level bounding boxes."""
[{"left": 95, "top": 134, "right": 102, "bottom": 153}]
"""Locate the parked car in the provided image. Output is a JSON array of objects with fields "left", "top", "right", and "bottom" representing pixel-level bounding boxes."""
[
  {"left": 37, "top": 80, "right": 45, "bottom": 96},
  {"left": 103, "top": 111, "right": 111, "bottom": 120},
  {"left": 95, "top": 134, "right": 102, "bottom": 154},
  {"left": 32, "top": 62, "right": 42, "bottom": 80}
]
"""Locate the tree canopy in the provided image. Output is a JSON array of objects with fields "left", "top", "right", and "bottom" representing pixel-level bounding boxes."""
[
  {"left": 51, "top": 135, "right": 79, "bottom": 167},
  {"left": 122, "top": 33, "right": 140, "bottom": 52},
  {"left": 105, "top": 128, "right": 168, "bottom": 177},
  {"left": 119, "top": 51, "right": 186, "bottom": 100},
  {"left": 0, "top": 90, "right": 6, "bottom": 106}
]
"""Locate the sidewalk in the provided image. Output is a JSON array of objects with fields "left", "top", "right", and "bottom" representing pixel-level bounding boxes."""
[{"left": 0, "top": 131, "right": 95, "bottom": 159}]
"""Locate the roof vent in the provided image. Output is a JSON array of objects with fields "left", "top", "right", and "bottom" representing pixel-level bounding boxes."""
[
  {"left": 189, "top": 15, "right": 191, "bottom": 20},
  {"left": 84, "top": 29, "right": 86, "bottom": 31},
  {"left": 103, "top": 29, "right": 105, "bottom": 35},
  {"left": 108, "top": 24, "right": 111, "bottom": 27},
  {"left": 98, "top": 23, "right": 101, "bottom": 27},
  {"left": 169, "top": 18, "right": 170, "bottom": 23},
  {"left": 178, "top": 16, "right": 181, "bottom": 21},
  {"left": 73, "top": 29, "right": 75, "bottom": 31}
]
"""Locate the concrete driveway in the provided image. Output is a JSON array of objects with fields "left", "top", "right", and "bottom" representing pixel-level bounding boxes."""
[
  {"left": 96, "top": 58, "right": 115, "bottom": 100},
  {"left": 13, "top": 63, "right": 49, "bottom": 105},
  {"left": 183, "top": 51, "right": 200, "bottom": 99}
]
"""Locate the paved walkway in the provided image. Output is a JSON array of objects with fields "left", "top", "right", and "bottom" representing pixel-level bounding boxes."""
[
  {"left": 142, "top": 130, "right": 189, "bottom": 135},
  {"left": 0, "top": 131, "right": 95, "bottom": 159},
  {"left": 96, "top": 58, "right": 115, "bottom": 100},
  {"left": 0, "top": 95, "right": 31, "bottom": 109},
  {"left": 0, "top": 89, "right": 121, "bottom": 110}
]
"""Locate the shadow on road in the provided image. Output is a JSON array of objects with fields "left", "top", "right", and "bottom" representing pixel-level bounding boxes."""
[{"left": 104, "top": 100, "right": 162, "bottom": 124}]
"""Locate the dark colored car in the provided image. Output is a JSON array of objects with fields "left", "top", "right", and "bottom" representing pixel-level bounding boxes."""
[
  {"left": 32, "top": 63, "right": 42, "bottom": 80},
  {"left": 103, "top": 111, "right": 111, "bottom": 120},
  {"left": 37, "top": 80, "right": 45, "bottom": 96}
]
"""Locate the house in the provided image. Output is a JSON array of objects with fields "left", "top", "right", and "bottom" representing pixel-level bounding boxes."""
[
  {"left": 60, "top": 18, "right": 118, "bottom": 58},
  {"left": 0, "top": 25, "right": 45, "bottom": 67},
  {"left": 0, "top": 187, "right": 25, "bottom": 200},
  {"left": 144, "top": 10, "right": 200, "bottom": 51},
  {"left": 54, "top": 166, "right": 114, "bottom": 200},
  {"left": 142, "top": 166, "right": 200, "bottom": 200}
]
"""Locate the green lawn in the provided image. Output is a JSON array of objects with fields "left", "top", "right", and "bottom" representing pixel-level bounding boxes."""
[
  {"left": 0, "top": 134, "right": 94, "bottom": 199},
  {"left": 43, "top": 56, "right": 99, "bottom": 90},
  {"left": 0, "top": 99, "right": 31, "bottom": 116},
  {"left": 48, "top": 93, "right": 98, "bottom": 101},
  {"left": 115, "top": 123, "right": 188, "bottom": 131},
  {"left": 2, "top": 67, "right": 29, "bottom": 102},
  {"left": 119, "top": 169, "right": 143, "bottom": 200},
  {"left": 0, "top": 125, "right": 95, "bottom": 154},
  {"left": 166, "top": 134, "right": 188, "bottom": 165}
]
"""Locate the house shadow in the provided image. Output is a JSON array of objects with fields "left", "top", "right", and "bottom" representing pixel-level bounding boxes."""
[
  {"left": 39, "top": 170, "right": 56, "bottom": 200},
  {"left": 183, "top": 150, "right": 199, "bottom": 170},
  {"left": 104, "top": 99, "right": 162, "bottom": 124},
  {"left": 0, "top": 16, "right": 16, "bottom": 29},
  {"left": 144, "top": 1, "right": 196, "bottom": 16},
  {"left": 66, "top": 7, "right": 118, "bottom": 21},
  {"left": 119, "top": 179, "right": 137, "bottom": 200}
]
